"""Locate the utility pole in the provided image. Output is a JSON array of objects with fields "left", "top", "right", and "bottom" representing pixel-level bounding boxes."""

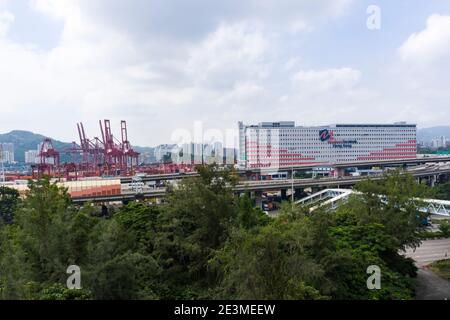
[
  {"left": 291, "top": 165, "right": 294, "bottom": 211},
  {"left": 0, "top": 144, "right": 4, "bottom": 183}
]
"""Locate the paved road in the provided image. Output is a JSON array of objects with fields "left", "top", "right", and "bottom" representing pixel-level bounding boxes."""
[
  {"left": 403, "top": 238, "right": 450, "bottom": 300},
  {"left": 415, "top": 268, "right": 450, "bottom": 300},
  {"left": 404, "top": 238, "right": 450, "bottom": 267}
]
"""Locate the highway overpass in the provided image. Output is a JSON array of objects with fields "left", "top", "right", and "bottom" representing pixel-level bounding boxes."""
[
  {"left": 121, "top": 156, "right": 450, "bottom": 183},
  {"left": 71, "top": 165, "right": 450, "bottom": 204},
  {"left": 240, "top": 155, "right": 450, "bottom": 173},
  {"left": 234, "top": 166, "right": 450, "bottom": 192}
]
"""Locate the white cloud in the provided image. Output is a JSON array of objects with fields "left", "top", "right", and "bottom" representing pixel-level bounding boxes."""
[
  {"left": 382, "top": 13, "right": 450, "bottom": 129},
  {"left": 292, "top": 68, "right": 361, "bottom": 92},
  {"left": 0, "top": 10, "right": 13, "bottom": 37},
  {"left": 2, "top": 0, "right": 408, "bottom": 147},
  {"left": 187, "top": 22, "right": 270, "bottom": 90},
  {"left": 289, "top": 20, "right": 312, "bottom": 34},
  {"left": 399, "top": 14, "right": 450, "bottom": 65}
]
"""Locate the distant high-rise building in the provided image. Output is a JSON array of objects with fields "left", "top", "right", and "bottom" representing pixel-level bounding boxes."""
[
  {"left": 138, "top": 151, "right": 155, "bottom": 164},
  {"left": 170, "top": 142, "right": 235, "bottom": 165},
  {"left": 0, "top": 143, "right": 15, "bottom": 164},
  {"left": 154, "top": 144, "right": 178, "bottom": 163},
  {"left": 25, "top": 150, "right": 39, "bottom": 164},
  {"left": 137, "top": 153, "right": 145, "bottom": 164},
  {"left": 223, "top": 147, "right": 237, "bottom": 164},
  {"left": 238, "top": 121, "right": 417, "bottom": 169},
  {"left": 431, "top": 136, "right": 447, "bottom": 149}
]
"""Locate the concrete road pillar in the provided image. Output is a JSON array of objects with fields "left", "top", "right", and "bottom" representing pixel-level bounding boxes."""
[
  {"left": 311, "top": 187, "right": 321, "bottom": 194},
  {"left": 281, "top": 189, "right": 288, "bottom": 201},
  {"left": 431, "top": 175, "right": 437, "bottom": 187},
  {"left": 333, "top": 167, "right": 345, "bottom": 178},
  {"left": 254, "top": 190, "right": 263, "bottom": 209},
  {"left": 294, "top": 188, "right": 304, "bottom": 200}
]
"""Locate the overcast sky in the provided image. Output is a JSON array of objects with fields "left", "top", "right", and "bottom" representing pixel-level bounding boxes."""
[{"left": 1, "top": 0, "right": 450, "bottom": 146}]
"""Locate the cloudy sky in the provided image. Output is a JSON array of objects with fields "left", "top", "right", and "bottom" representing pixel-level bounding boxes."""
[{"left": 1, "top": 0, "right": 450, "bottom": 146}]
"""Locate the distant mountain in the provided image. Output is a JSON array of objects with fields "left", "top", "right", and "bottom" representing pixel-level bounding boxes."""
[
  {"left": 133, "top": 146, "right": 154, "bottom": 154},
  {"left": 417, "top": 126, "right": 450, "bottom": 142},
  {"left": 134, "top": 146, "right": 156, "bottom": 163},
  {"left": 0, "top": 130, "right": 72, "bottom": 163},
  {"left": 0, "top": 130, "right": 158, "bottom": 163}
]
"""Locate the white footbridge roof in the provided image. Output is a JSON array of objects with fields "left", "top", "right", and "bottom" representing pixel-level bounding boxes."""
[{"left": 296, "top": 188, "right": 450, "bottom": 217}]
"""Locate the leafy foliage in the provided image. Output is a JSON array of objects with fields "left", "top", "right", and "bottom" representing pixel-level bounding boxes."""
[
  {"left": 0, "top": 186, "right": 19, "bottom": 224},
  {"left": 211, "top": 219, "right": 327, "bottom": 299},
  {"left": 438, "top": 222, "right": 450, "bottom": 237},
  {"left": 0, "top": 168, "right": 428, "bottom": 300},
  {"left": 435, "top": 182, "right": 450, "bottom": 200}
]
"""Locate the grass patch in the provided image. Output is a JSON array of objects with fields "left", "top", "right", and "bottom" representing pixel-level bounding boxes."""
[
  {"left": 419, "top": 231, "right": 446, "bottom": 239},
  {"left": 431, "top": 219, "right": 450, "bottom": 225},
  {"left": 429, "top": 259, "right": 450, "bottom": 281}
]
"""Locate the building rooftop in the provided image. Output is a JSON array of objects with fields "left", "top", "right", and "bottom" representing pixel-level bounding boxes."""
[{"left": 242, "top": 122, "right": 416, "bottom": 128}]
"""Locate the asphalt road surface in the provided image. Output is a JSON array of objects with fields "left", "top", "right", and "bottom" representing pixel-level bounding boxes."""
[
  {"left": 404, "top": 238, "right": 450, "bottom": 267},
  {"left": 404, "top": 238, "right": 450, "bottom": 300},
  {"left": 414, "top": 268, "right": 450, "bottom": 300}
]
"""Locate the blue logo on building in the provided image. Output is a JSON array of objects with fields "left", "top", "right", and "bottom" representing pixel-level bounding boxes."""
[{"left": 319, "top": 129, "right": 331, "bottom": 142}]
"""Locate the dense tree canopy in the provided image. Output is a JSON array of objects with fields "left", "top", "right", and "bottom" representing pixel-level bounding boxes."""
[
  {"left": 0, "top": 186, "right": 19, "bottom": 224},
  {"left": 0, "top": 167, "right": 434, "bottom": 300},
  {"left": 435, "top": 181, "right": 450, "bottom": 200}
]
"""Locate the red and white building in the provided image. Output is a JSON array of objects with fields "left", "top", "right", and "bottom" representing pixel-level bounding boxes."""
[{"left": 238, "top": 121, "right": 417, "bottom": 169}]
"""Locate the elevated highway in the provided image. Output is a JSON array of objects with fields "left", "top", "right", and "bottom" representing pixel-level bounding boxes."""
[
  {"left": 239, "top": 156, "right": 450, "bottom": 173},
  {"left": 120, "top": 172, "right": 199, "bottom": 183},
  {"left": 121, "top": 156, "right": 450, "bottom": 184},
  {"left": 233, "top": 166, "right": 450, "bottom": 192},
  {"left": 329, "top": 156, "right": 450, "bottom": 169},
  {"left": 71, "top": 165, "right": 450, "bottom": 204}
]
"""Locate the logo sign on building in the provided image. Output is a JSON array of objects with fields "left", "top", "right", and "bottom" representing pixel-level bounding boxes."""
[
  {"left": 320, "top": 129, "right": 358, "bottom": 148},
  {"left": 319, "top": 129, "right": 332, "bottom": 142}
]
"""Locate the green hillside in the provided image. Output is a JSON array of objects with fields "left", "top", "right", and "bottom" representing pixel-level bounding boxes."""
[{"left": 0, "top": 130, "right": 72, "bottom": 163}]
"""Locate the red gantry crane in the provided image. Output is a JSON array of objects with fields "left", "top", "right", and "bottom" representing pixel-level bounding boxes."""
[
  {"left": 34, "top": 120, "right": 140, "bottom": 179},
  {"left": 32, "top": 138, "right": 61, "bottom": 178}
]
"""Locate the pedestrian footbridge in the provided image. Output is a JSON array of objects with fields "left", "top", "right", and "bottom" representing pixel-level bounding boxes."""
[{"left": 296, "top": 188, "right": 450, "bottom": 217}]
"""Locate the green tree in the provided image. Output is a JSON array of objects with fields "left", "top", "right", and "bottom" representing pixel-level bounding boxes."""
[
  {"left": 82, "top": 204, "right": 164, "bottom": 299},
  {"left": 85, "top": 248, "right": 160, "bottom": 299},
  {"left": 13, "top": 178, "right": 73, "bottom": 284},
  {"left": 326, "top": 170, "right": 424, "bottom": 299},
  {"left": 0, "top": 168, "right": 427, "bottom": 300},
  {"left": 0, "top": 186, "right": 19, "bottom": 224},
  {"left": 38, "top": 283, "right": 91, "bottom": 300},
  {"left": 351, "top": 170, "right": 431, "bottom": 251},
  {"left": 114, "top": 202, "right": 160, "bottom": 252},
  {"left": 212, "top": 219, "right": 327, "bottom": 299},
  {"left": 435, "top": 182, "right": 450, "bottom": 200},
  {"left": 0, "top": 178, "right": 84, "bottom": 299},
  {"left": 0, "top": 225, "right": 31, "bottom": 299},
  {"left": 237, "top": 194, "right": 269, "bottom": 230},
  {"left": 154, "top": 164, "right": 239, "bottom": 296},
  {"left": 66, "top": 205, "right": 99, "bottom": 266},
  {"left": 439, "top": 222, "right": 450, "bottom": 237},
  {"left": 328, "top": 223, "right": 415, "bottom": 299}
]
